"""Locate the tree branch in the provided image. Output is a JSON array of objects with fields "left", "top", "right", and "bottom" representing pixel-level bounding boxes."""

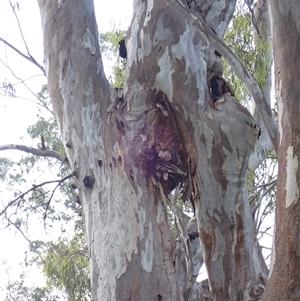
[
  {"left": 43, "top": 179, "right": 63, "bottom": 223},
  {"left": 2, "top": 213, "right": 32, "bottom": 244},
  {"left": 0, "top": 58, "right": 53, "bottom": 115},
  {"left": 0, "top": 173, "right": 74, "bottom": 217},
  {"left": 244, "top": 0, "right": 262, "bottom": 38},
  {"left": 0, "top": 144, "right": 65, "bottom": 162},
  {"left": 0, "top": 37, "right": 46, "bottom": 76},
  {"left": 9, "top": 1, "right": 30, "bottom": 54},
  {"left": 164, "top": 0, "right": 278, "bottom": 154},
  {"left": 253, "top": 181, "right": 276, "bottom": 231},
  {"left": 3, "top": 1, "right": 46, "bottom": 76}
]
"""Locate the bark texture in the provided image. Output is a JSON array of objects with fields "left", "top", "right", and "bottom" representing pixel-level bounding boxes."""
[
  {"left": 37, "top": 1, "right": 179, "bottom": 300},
  {"left": 197, "top": 93, "right": 267, "bottom": 301},
  {"left": 37, "top": 0, "right": 269, "bottom": 300},
  {"left": 166, "top": 0, "right": 278, "bottom": 154},
  {"left": 262, "top": 1, "right": 300, "bottom": 300}
]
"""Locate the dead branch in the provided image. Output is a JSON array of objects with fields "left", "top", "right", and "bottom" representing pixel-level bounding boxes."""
[
  {"left": 249, "top": 178, "right": 277, "bottom": 192},
  {"left": 0, "top": 144, "right": 65, "bottom": 162},
  {"left": 164, "top": 0, "right": 278, "bottom": 154}
]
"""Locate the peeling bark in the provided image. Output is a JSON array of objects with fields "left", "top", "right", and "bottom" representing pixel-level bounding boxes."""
[
  {"left": 197, "top": 93, "right": 268, "bottom": 301},
  {"left": 37, "top": 1, "right": 179, "bottom": 300},
  {"left": 165, "top": 0, "right": 278, "bottom": 154},
  {"left": 37, "top": 0, "right": 270, "bottom": 300}
]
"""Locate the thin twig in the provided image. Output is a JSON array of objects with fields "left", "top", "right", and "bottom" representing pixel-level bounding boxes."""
[
  {"left": 0, "top": 58, "right": 52, "bottom": 114},
  {"left": 256, "top": 202, "right": 275, "bottom": 233},
  {"left": 2, "top": 213, "right": 32, "bottom": 244},
  {"left": 9, "top": 0, "right": 30, "bottom": 54},
  {"left": 43, "top": 179, "right": 64, "bottom": 224},
  {"left": 0, "top": 173, "right": 74, "bottom": 217},
  {"left": 249, "top": 178, "right": 277, "bottom": 192},
  {"left": 2, "top": 74, "right": 45, "bottom": 87},
  {"left": 261, "top": 246, "right": 272, "bottom": 250},
  {"left": 0, "top": 37, "right": 45, "bottom": 75},
  {"left": 258, "top": 227, "right": 273, "bottom": 240},
  {"left": 9, "top": 0, "right": 46, "bottom": 75}
]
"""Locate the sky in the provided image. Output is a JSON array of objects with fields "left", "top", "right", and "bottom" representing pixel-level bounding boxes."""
[{"left": 0, "top": 0, "right": 132, "bottom": 298}]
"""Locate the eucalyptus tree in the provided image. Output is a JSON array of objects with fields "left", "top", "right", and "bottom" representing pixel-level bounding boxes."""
[
  {"left": 261, "top": 1, "right": 300, "bottom": 300},
  {"left": 35, "top": 0, "right": 272, "bottom": 300},
  {"left": 2, "top": 0, "right": 300, "bottom": 300}
]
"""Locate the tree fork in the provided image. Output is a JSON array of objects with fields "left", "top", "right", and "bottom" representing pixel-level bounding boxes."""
[{"left": 37, "top": 0, "right": 270, "bottom": 300}]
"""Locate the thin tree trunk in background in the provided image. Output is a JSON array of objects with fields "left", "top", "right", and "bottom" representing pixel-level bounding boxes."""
[{"left": 262, "top": 1, "right": 300, "bottom": 300}]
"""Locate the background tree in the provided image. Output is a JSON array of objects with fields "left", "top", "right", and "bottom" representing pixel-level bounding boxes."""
[
  {"left": 2, "top": 269, "right": 59, "bottom": 301},
  {"left": 261, "top": 1, "right": 300, "bottom": 300}
]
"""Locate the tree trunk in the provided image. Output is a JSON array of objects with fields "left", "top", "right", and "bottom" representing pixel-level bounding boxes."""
[
  {"left": 37, "top": 1, "right": 179, "bottom": 300},
  {"left": 37, "top": 0, "right": 268, "bottom": 300},
  {"left": 262, "top": 1, "right": 300, "bottom": 300}
]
